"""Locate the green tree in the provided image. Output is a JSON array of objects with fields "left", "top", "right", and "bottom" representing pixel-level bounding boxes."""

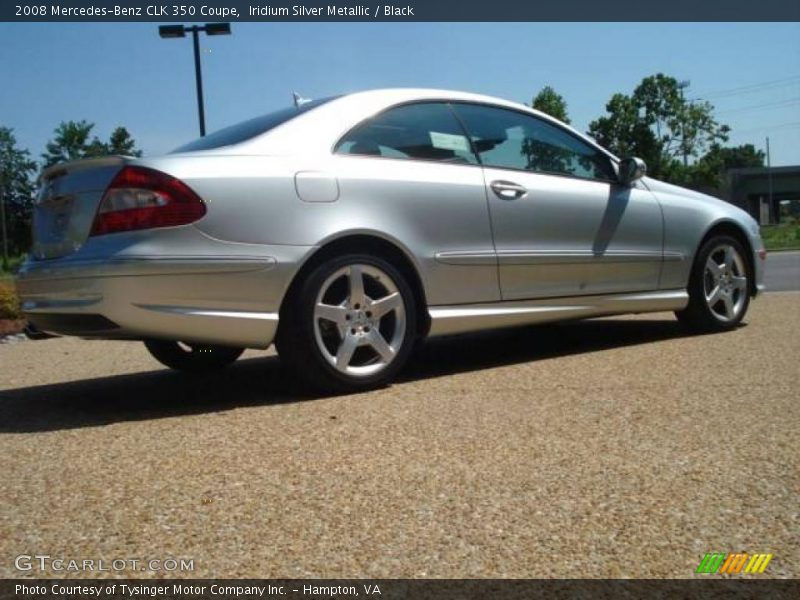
[
  {"left": 532, "top": 86, "right": 571, "bottom": 124},
  {"left": 41, "top": 120, "right": 95, "bottom": 168},
  {"left": 589, "top": 73, "right": 730, "bottom": 181},
  {"left": 84, "top": 136, "right": 110, "bottom": 158},
  {"left": 589, "top": 92, "right": 663, "bottom": 173},
  {"left": 688, "top": 143, "right": 766, "bottom": 189},
  {"left": 42, "top": 121, "right": 141, "bottom": 168},
  {"left": 107, "top": 126, "right": 142, "bottom": 157},
  {"left": 706, "top": 143, "right": 764, "bottom": 171},
  {"left": 0, "top": 127, "right": 37, "bottom": 262}
]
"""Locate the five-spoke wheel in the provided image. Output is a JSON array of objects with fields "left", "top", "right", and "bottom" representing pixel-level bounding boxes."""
[
  {"left": 676, "top": 235, "right": 751, "bottom": 331},
  {"left": 702, "top": 243, "right": 749, "bottom": 322},
  {"left": 276, "top": 254, "right": 416, "bottom": 392},
  {"left": 313, "top": 264, "right": 407, "bottom": 377}
]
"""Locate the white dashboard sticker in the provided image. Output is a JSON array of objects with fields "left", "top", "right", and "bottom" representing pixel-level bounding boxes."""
[{"left": 429, "top": 131, "right": 470, "bottom": 153}]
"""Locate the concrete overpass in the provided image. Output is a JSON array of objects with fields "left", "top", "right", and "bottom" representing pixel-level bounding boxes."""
[{"left": 723, "top": 166, "right": 800, "bottom": 224}]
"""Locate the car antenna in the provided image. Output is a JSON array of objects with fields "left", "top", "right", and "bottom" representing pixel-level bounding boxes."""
[{"left": 292, "top": 92, "right": 312, "bottom": 108}]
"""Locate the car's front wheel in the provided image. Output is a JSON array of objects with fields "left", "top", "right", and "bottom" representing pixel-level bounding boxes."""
[
  {"left": 276, "top": 254, "right": 417, "bottom": 393},
  {"left": 676, "top": 235, "right": 751, "bottom": 332},
  {"left": 144, "top": 340, "right": 244, "bottom": 372}
]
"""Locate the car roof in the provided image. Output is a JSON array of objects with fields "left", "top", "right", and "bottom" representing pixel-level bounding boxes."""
[
  {"left": 319, "top": 89, "right": 615, "bottom": 160},
  {"left": 339, "top": 88, "right": 535, "bottom": 111},
  {"left": 177, "top": 88, "right": 617, "bottom": 161}
]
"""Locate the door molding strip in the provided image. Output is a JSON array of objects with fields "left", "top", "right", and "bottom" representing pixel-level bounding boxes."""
[
  {"left": 495, "top": 250, "right": 664, "bottom": 265},
  {"left": 435, "top": 250, "right": 685, "bottom": 266},
  {"left": 434, "top": 251, "right": 497, "bottom": 266},
  {"left": 427, "top": 289, "right": 689, "bottom": 336}
]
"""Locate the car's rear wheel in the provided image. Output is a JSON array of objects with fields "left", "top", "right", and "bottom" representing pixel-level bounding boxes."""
[
  {"left": 144, "top": 340, "right": 244, "bottom": 372},
  {"left": 276, "top": 254, "right": 417, "bottom": 393},
  {"left": 675, "top": 235, "right": 751, "bottom": 332}
]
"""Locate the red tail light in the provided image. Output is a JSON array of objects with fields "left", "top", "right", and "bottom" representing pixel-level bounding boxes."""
[{"left": 90, "top": 166, "right": 206, "bottom": 236}]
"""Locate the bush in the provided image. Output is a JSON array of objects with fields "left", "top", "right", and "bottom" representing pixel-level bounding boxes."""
[
  {"left": 761, "top": 222, "right": 800, "bottom": 251},
  {"left": 0, "top": 280, "right": 22, "bottom": 320},
  {"left": 0, "top": 254, "right": 27, "bottom": 275}
]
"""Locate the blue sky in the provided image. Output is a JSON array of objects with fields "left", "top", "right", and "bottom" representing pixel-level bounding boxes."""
[{"left": 1, "top": 22, "right": 799, "bottom": 165}]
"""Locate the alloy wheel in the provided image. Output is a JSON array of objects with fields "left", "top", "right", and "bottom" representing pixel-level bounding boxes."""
[
  {"left": 703, "top": 243, "right": 748, "bottom": 322},
  {"left": 312, "top": 263, "right": 407, "bottom": 377}
]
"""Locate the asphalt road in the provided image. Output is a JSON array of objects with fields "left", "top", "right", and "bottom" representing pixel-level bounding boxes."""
[
  {"left": 765, "top": 250, "right": 800, "bottom": 292},
  {"left": 1, "top": 293, "right": 797, "bottom": 579}
]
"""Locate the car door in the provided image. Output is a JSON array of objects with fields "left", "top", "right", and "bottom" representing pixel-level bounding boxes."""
[
  {"left": 333, "top": 101, "right": 500, "bottom": 306},
  {"left": 451, "top": 102, "right": 664, "bottom": 301}
]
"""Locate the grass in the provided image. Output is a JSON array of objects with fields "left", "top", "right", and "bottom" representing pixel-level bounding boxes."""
[
  {"left": 0, "top": 278, "right": 22, "bottom": 320},
  {"left": 0, "top": 254, "right": 24, "bottom": 321},
  {"left": 0, "top": 253, "right": 26, "bottom": 277},
  {"left": 761, "top": 221, "right": 800, "bottom": 252}
]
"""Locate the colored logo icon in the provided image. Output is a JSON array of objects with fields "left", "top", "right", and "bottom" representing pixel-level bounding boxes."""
[{"left": 696, "top": 553, "right": 773, "bottom": 574}]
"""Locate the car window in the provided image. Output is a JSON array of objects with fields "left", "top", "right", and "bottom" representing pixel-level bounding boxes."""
[
  {"left": 452, "top": 103, "right": 616, "bottom": 182},
  {"left": 172, "top": 97, "right": 337, "bottom": 153},
  {"left": 336, "top": 102, "right": 479, "bottom": 165}
]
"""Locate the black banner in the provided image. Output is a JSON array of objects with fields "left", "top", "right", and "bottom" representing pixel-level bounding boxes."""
[
  {"left": 2, "top": 580, "right": 799, "bottom": 600},
  {"left": 2, "top": 0, "right": 799, "bottom": 22}
]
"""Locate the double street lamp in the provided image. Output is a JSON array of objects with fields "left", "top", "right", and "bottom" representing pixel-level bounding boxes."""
[{"left": 158, "top": 23, "right": 231, "bottom": 137}]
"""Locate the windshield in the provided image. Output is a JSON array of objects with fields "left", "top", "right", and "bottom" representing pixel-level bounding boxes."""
[{"left": 172, "top": 97, "right": 337, "bottom": 153}]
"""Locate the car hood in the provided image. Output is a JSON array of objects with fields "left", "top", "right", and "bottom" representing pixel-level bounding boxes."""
[
  {"left": 642, "top": 176, "right": 757, "bottom": 229},
  {"left": 642, "top": 176, "right": 721, "bottom": 204}
]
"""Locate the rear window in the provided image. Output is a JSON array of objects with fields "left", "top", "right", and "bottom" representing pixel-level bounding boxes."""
[
  {"left": 172, "top": 97, "right": 337, "bottom": 153},
  {"left": 335, "top": 102, "right": 478, "bottom": 165}
]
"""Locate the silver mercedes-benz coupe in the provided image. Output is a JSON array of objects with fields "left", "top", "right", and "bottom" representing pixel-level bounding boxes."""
[{"left": 17, "top": 89, "right": 766, "bottom": 391}]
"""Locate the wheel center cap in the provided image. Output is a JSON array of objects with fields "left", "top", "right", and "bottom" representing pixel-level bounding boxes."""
[{"left": 350, "top": 311, "right": 370, "bottom": 327}]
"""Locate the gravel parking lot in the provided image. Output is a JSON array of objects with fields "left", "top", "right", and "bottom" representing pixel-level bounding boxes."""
[{"left": 1, "top": 293, "right": 797, "bottom": 579}]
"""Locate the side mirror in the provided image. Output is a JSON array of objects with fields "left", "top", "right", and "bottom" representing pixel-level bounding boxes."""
[{"left": 618, "top": 157, "right": 647, "bottom": 185}]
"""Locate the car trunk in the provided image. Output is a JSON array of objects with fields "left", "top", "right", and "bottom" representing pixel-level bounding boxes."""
[{"left": 32, "top": 156, "right": 129, "bottom": 260}]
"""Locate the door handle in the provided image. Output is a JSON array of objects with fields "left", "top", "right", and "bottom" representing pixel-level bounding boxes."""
[{"left": 490, "top": 180, "right": 527, "bottom": 200}]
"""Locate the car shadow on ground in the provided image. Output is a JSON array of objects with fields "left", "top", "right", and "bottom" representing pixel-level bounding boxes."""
[{"left": 0, "top": 318, "right": 712, "bottom": 433}]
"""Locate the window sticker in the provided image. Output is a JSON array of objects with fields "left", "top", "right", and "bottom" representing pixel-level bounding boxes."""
[{"left": 429, "top": 131, "right": 470, "bottom": 153}]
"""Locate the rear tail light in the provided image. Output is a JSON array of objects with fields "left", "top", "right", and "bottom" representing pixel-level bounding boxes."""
[{"left": 90, "top": 166, "right": 206, "bottom": 236}]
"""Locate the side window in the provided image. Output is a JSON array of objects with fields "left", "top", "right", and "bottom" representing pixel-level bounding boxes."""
[
  {"left": 452, "top": 103, "right": 616, "bottom": 181},
  {"left": 336, "top": 103, "right": 478, "bottom": 165}
]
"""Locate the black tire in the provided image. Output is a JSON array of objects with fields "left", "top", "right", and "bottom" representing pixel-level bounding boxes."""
[
  {"left": 675, "top": 234, "right": 751, "bottom": 332},
  {"left": 276, "top": 253, "right": 418, "bottom": 393},
  {"left": 144, "top": 340, "right": 244, "bottom": 372}
]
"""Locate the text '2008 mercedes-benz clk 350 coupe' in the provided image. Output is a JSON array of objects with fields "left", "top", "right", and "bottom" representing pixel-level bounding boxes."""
[{"left": 16, "top": 89, "right": 766, "bottom": 392}]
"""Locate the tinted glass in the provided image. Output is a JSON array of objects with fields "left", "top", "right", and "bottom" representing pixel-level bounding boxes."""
[
  {"left": 172, "top": 97, "right": 337, "bottom": 153},
  {"left": 452, "top": 103, "right": 616, "bottom": 181},
  {"left": 337, "top": 102, "right": 478, "bottom": 165}
]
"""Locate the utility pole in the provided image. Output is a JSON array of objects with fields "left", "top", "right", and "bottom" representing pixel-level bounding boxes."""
[
  {"left": 0, "top": 179, "right": 8, "bottom": 272},
  {"left": 766, "top": 136, "right": 774, "bottom": 224},
  {"left": 678, "top": 80, "right": 691, "bottom": 168}
]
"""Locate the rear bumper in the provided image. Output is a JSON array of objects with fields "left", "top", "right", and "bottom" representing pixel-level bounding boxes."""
[{"left": 16, "top": 249, "right": 307, "bottom": 349}]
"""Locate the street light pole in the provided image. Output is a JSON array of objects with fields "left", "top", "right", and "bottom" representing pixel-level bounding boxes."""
[
  {"left": 159, "top": 23, "right": 231, "bottom": 137},
  {"left": 190, "top": 26, "right": 206, "bottom": 137}
]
